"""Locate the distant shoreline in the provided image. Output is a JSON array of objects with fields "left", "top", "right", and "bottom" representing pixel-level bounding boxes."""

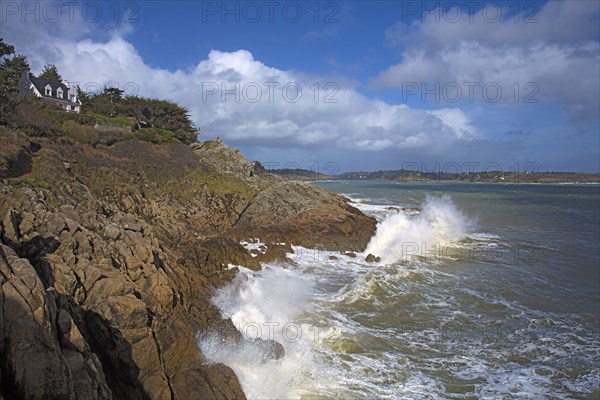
[
  {"left": 269, "top": 169, "right": 600, "bottom": 184},
  {"left": 318, "top": 179, "right": 600, "bottom": 185}
]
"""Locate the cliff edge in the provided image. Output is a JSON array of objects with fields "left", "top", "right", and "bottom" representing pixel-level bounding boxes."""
[{"left": 0, "top": 126, "right": 375, "bottom": 400}]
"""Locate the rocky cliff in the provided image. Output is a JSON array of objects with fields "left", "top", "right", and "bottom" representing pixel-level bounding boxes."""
[{"left": 0, "top": 126, "right": 376, "bottom": 400}]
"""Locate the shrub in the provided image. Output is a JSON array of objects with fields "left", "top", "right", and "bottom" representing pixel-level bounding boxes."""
[
  {"left": 10, "top": 97, "right": 61, "bottom": 136},
  {"left": 135, "top": 127, "right": 179, "bottom": 144},
  {"left": 61, "top": 120, "right": 100, "bottom": 144}
]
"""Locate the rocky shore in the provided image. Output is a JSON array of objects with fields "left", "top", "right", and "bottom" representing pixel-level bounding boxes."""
[{"left": 0, "top": 128, "right": 376, "bottom": 399}]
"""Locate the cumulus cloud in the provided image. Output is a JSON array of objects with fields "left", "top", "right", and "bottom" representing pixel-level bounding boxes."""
[
  {"left": 3, "top": 18, "right": 481, "bottom": 154},
  {"left": 372, "top": 1, "right": 600, "bottom": 122}
]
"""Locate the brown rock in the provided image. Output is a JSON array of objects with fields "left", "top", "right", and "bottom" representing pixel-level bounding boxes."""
[
  {"left": 0, "top": 245, "right": 99, "bottom": 400},
  {"left": 45, "top": 213, "right": 66, "bottom": 236},
  {"left": 104, "top": 223, "right": 121, "bottom": 240},
  {"left": 228, "top": 181, "right": 376, "bottom": 252},
  {"left": 2, "top": 208, "right": 20, "bottom": 242},
  {"left": 365, "top": 253, "right": 381, "bottom": 263},
  {"left": 0, "top": 136, "right": 383, "bottom": 400},
  {"left": 18, "top": 212, "right": 35, "bottom": 236},
  {"left": 121, "top": 213, "right": 143, "bottom": 232},
  {"left": 59, "top": 204, "right": 82, "bottom": 224}
]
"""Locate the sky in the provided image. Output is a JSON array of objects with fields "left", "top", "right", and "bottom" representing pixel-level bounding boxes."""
[{"left": 1, "top": 0, "right": 599, "bottom": 173}]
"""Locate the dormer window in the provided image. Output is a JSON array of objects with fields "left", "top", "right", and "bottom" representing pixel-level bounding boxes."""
[
  {"left": 56, "top": 88, "right": 63, "bottom": 99},
  {"left": 44, "top": 84, "right": 52, "bottom": 96}
]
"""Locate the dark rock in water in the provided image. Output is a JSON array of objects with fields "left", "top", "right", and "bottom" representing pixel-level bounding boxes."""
[
  {"left": 328, "top": 255, "right": 339, "bottom": 261},
  {"left": 385, "top": 206, "right": 400, "bottom": 212},
  {"left": 401, "top": 207, "right": 421, "bottom": 214},
  {"left": 253, "top": 339, "right": 285, "bottom": 361},
  {"left": 365, "top": 253, "right": 381, "bottom": 263},
  {"left": 344, "top": 251, "right": 357, "bottom": 258}
]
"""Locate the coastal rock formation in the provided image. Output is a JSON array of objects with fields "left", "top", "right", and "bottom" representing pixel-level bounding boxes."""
[
  {"left": 0, "top": 129, "right": 375, "bottom": 399},
  {"left": 229, "top": 180, "right": 374, "bottom": 251}
]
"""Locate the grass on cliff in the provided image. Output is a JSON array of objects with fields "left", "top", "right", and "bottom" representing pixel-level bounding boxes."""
[
  {"left": 6, "top": 148, "right": 64, "bottom": 210},
  {"left": 167, "top": 169, "right": 256, "bottom": 202}
]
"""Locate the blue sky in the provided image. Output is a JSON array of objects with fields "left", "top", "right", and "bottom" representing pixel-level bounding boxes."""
[{"left": 2, "top": 0, "right": 599, "bottom": 172}]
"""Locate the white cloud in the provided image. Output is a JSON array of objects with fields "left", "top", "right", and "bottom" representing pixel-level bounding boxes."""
[
  {"left": 3, "top": 20, "right": 482, "bottom": 153},
  {"left": 373, "top": 0, "right": 600, "bottom": 121}
]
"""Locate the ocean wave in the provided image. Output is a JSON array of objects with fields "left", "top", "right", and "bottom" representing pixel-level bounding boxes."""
[{"left": 365, "top": 196, "right": 471, "bottom": 264}]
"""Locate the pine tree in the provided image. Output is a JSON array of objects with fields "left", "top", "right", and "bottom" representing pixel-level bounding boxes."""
[
  {"left": 0, "top": 39, "right": 30, "bottom": 120},
  {"left": 0, "top": 38, "right": 15, "bottom": 58},
  {"left": 39, "top": 64, "right": 62, "bottom": 81}
]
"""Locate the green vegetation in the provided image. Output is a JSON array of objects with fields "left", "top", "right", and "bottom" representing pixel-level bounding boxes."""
[
  {"left": 85, "top": 111, "right": 135, "bottom": 127},
  {"left": 0, "top": 39, "right": 199, "bottom": 146},
  {"left": 0, "top": 38, "right": 30, "bottom": 120},
  {"left": 0, "top": 39, "right": 262, "bottom": 211},
  {"left": 135, "top": 127, "right": 179, "bottom": 144},
  {"left": 81, "top": 88, "right": 199, "bottom": 145},
  {"left": 39, "top": 64, "right": 62, "bottom": 81},
  {"left": 167, "top": 169, "right": 255, "bottom": 202}
]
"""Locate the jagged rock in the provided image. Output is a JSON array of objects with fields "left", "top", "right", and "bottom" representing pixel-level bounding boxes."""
[
  {"left": 124, "top": 230, "right": 153, "bottom": 263},
  {"left": 2, "top": 208, "right": 20, "bottom": 242},
  {"left": 253, "top": 339, "right": 285, "bottom": 361},
  {"left": 0, "top": 244, "right": 111, "bottom": 400},
  {"left": 228, "top": 181, "right": 376, "bottom": 252},
  {"left": 0, "top": 135, "right": 379, "bottom": 400},
  {"left": 121, "top": 213, "right": 143, "bottom": 232},
  {"left": 58, "top": 309, "right": 87, "bottom": 353},
  {"left": 122, "top": 195, "right": 136, "bottom": 213},
  {"left": 365, "top": 253, "right": 381, "bottom": 263},
  {"left": 59, "top": 205, "right": 81, "bottom": 224},
  {"left": 65, "top": 217, "right": 81, "bottom": 234},
  {"left": 18, "top": 212, "right": 35, "bottom": 236},
  {"left": 45, "top": 213, "right": 66, "bottom": 236},
  {"left": 104, "top": 223, "right": 121, "bottom": 240}
]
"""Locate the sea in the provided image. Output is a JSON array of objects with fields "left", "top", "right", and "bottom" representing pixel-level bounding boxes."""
[{"left": 198, "top": 181, "right": 600, "bottom": 399}]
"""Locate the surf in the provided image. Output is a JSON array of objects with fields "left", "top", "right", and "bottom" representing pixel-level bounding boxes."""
[{"left": 364, "top": 196, "right": 471, "bottom": 264}]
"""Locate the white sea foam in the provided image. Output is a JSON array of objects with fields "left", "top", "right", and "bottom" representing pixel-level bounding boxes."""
[
  {"left": 198, "top": 190, "right": 599, "bottom": 399},
  {"left": 198, "top": 264, "right": 331, "bottom": 399},
  {"left": 365, "top": 196, "right": 470, "bottom": 264}
]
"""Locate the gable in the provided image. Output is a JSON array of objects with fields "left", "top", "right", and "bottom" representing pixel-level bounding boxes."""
[{"left": 28, "top": 73, "right": 70, "bottom": 100}]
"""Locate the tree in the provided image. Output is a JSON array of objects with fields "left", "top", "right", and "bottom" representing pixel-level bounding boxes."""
[
  {"left": 39, "top": 64, "right": 62, "bottom": 81},
  {"left": 0, "top": 38, "right": 15, "bottom": 58},
  {"left": 103, "top": 87, "right": 125, "bottom": 104},
  {"left": 76, "top": 85, "right": 92, "bottom": 108},
  {"left": 1, "top": 54, "right": 30, "bottom": 84},
  {"left": 0, "top": 39, "right": 29, "bottom": 120}
]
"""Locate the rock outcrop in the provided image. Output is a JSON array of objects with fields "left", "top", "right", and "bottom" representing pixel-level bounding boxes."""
[{"left": 0, "top": 129, "right": 376, "bottom": 399}]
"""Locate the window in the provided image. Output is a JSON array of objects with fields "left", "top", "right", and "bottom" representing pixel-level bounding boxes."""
[
  {"left": 44, "top": 84, "right": 52, "bottom": 96},
  {"left": 56, "top": 88, "right": 63, "bottom": 98}
]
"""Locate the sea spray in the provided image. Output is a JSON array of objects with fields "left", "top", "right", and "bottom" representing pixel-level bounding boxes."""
[
  {"left": 197, "top": 264, "right": 324, "bottom": 399},
  {"left": 365, "top": 196, "right": 470, "bottom": 264}
]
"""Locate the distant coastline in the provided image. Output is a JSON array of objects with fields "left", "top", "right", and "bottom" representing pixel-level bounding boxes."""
[{"left": 269, "top": 168, "right": 600, "bottom": 184}]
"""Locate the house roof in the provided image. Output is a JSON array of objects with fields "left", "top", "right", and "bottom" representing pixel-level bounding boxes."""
[{"left": 21, "top": 72, "right": 74, "bottom": 101}]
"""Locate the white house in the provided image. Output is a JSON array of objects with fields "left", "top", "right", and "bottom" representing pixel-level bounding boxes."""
[{"left": 19, "top": 72, "right": 82, "bottom": 113}]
